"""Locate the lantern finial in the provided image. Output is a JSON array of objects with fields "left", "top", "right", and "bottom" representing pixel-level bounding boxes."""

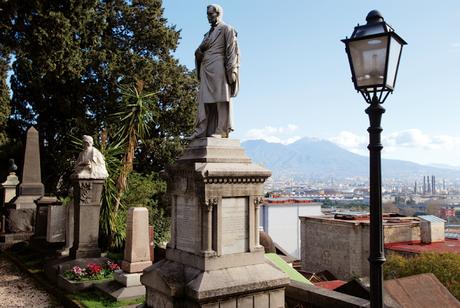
[{"left": 366, "top": 10, "right": 384, "bottom": 24}]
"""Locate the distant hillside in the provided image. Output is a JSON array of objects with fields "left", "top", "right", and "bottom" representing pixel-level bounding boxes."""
[{"left": 241, "top": 138, "right": 460, "bottom": 180}]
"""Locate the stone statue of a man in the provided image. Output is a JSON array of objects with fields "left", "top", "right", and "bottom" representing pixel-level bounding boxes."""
[
  {"left": 190, "top": 4, "right": 240, "bottom": 139},
  {"left": 72, "top": 135, "right": 108, "bottom": 179}
]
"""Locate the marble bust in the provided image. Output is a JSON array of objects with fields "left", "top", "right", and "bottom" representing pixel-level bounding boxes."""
[{"left": 72, "top": 135, "right": 108, "bottom": 179}]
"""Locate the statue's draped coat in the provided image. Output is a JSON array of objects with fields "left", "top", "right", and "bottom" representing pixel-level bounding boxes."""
[{"left": 196, "top": 22, "right": 240, "bottom": 132}]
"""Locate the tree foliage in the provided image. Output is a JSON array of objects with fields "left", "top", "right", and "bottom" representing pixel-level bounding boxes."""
[
  {"left": 0, "top": 0, "right": 197, "bottom": 191},
  {"left": 384, "top": 252, "right": 460, "bottom": 300}
]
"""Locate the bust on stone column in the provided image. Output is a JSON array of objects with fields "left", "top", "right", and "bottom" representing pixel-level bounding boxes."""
[
  {"left": 70, "top": 135, "right": 108, "bottom": 259},
  {"left": 72, "top": 135, "right": 108, "bottom": 180}
]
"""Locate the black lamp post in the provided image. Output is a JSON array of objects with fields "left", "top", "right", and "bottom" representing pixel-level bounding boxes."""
[{"left": 342, "top": 10, "right": 406, "bottom": 308}]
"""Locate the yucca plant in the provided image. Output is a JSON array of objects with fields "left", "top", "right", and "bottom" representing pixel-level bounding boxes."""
[{"left": 111, "top": 80, "right": 156, "bottom": 216}]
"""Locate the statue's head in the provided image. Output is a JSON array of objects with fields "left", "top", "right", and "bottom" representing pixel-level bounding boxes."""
[
  {"left": 207, "top": 4, "right": 223, "bottom": 26},
  {"left": 82, "top": 135, "right": 94, "bottom": 149}
]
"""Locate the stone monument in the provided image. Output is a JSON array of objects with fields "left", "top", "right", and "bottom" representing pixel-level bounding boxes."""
[
  {"left": 2, "top": 159, "right": 19, "bottom": 205},
  {"left": 7, "top": 127, "right": 45, "bottom": 233},
  {"left": 141, "top": 6, "right": 288, "bottom": 307},
  {"left": 141, "top": 137, "right": 289, "bottom": 307},
  {"left": 15, "top": 126, "right": 45, "bottom": 207},
  {"left": 97, "top": 207, "right": 152, "bottom": 300},
  {"left": 32, "top": 196, "right": 62, "bottom": 241},
  {"left": 70, "top": 135, "right": 108, "bottom": 259},
  {"left": 57, "top": 198, "right": 74, "bottom": 256}
]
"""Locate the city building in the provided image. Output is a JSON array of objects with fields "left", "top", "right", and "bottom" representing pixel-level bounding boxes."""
[
  {"left": 300, "top": 213, "right": 421, "bottom": 280},
  {"left": 260, "top": 197, "right": 322, "bottom": 259}
]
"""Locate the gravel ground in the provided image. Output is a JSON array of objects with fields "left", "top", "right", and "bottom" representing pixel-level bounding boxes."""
[{"left": 0, "top": 255, "right": 62, "bottom": 308}]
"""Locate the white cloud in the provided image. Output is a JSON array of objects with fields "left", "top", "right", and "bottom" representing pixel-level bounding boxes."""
[
  {"left": 329, "top": 129, "right": 460, "bottom": 165},
  {"left": 449, "top": 42, "right": 460, "bottom": 53},
  {"left": 244, "top": 124, "right": 300, "bottom": 145},
  {"left": 384, "top": 129, "right": 460, "bottom": 150},
  {"left": 329, "top": 131, "right": 367, "bottom": 154}
]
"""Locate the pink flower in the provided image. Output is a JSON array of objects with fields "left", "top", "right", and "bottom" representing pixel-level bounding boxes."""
[{"left": 71, "top": 265, "right": 84, "bottom": 276}]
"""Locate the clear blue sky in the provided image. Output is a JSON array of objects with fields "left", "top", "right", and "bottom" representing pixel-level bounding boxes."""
[{"left": 163, "top": 1, "right": 460, "bottom": 166}]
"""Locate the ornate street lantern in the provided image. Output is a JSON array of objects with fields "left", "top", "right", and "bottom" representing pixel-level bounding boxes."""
[
  {"left": 342, "top": 10, "right": 407, "bottom": 103},
  {"left": 342, "top": 10, "right": 407, "bottom": 308}
]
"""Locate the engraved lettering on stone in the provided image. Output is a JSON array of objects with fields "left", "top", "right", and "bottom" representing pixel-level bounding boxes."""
[
  {"left": 176, "top": 196, "right": 198, "bottom": 253},
  {"left": 222, "top": 197, "right": 249, "bottom": 254}
]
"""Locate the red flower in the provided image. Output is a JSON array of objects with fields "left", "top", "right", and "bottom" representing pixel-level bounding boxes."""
[
  {"left": 87, "top": 263, "right": 102, "bottom": 275},
  {"left": 106, "top": 260, "right": 120, "bottom": 271}
]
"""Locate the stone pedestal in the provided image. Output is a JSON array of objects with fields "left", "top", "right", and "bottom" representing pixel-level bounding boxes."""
[
  {"left": 122, "top": 207, "right": 152, "bottom": 272},
  {"left": 98, "top": 207, "right": 151, "bottom": 300},
  {"left": 2, "top": 172, "right": 19, "bottom": 205},
  {"left": 46, "top": 200, "right": 66, "bottom": 243},
  {"left": 70, "top": 179, "right": 104, "bottom": 259},
  {"left": 57, "top": 200, "right": 74, "bottom": 256},
  {"left": 32, "top": 196, "right": 61, "bottom": 241},
  {"left": 141, "top": 138, "right": 289, "bottom": 307}
]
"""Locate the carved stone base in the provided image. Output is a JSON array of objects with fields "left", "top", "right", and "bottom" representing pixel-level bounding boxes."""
[
  {"left": 141, "top": 259, "right": 289, "bottom": 307},
  {"left": 141, "top": 138, "right": 289, "bottom": 307},
  {"left": 71, "top": 179, "right": 105, "bottom": 259}
]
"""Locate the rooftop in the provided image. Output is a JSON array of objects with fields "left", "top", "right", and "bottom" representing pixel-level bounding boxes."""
[
  {"left": 264, "top": 197, "right": 318, "bottom": 205},
  {"left": 385, "top": 238, "right": 460, "bottom": 254},
  {"left": 300, "top": 213, "right": 420, "bottom": 226}
]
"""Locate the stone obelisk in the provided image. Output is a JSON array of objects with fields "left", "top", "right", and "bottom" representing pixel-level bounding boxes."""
[
  {"left": 7, "top": 127, "right": 44, "bottom": 233},
  {"left": 14, "top": 126, "right": 44, "bottom": 208}
]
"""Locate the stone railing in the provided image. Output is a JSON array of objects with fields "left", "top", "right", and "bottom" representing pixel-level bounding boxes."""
[{"left": 285, "top": 281, "right": 370, "bottom": 308}]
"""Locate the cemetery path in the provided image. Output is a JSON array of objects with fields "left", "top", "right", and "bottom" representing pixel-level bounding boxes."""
[{"left": 0, "top": 255, "right": 62, "bottom": 308}]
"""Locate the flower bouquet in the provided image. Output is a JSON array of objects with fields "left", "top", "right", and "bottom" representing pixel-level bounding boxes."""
[{"left": 63, "top": 260, "right": 120, "bottom": 281}]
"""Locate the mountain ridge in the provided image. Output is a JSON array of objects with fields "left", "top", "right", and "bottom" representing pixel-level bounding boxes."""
[{"left": 240, "top": 138, "right": 460, "bottom": 180}]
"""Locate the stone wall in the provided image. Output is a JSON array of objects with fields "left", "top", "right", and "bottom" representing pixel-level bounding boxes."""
[
  {"left": 300, "top": 217, "right": 421, "bottom": 280},
  {"left": 285, "top": 281, "right": 369, "bottom": 308}
]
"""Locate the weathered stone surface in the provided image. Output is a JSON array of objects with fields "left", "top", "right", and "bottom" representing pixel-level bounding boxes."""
[
  {"left": 96, "top": 280, "right": 146, "bottom": 301},
  {"left": 122, "top": 207, "right": 152, "bottom": 273},
  {"left": 70, "top": 179, "right": 104, "bottom": 259},
  {"left": 221, "top": 197, "right": 248, "bottom": 254},
  {"left": 6, "top": 208, "right": 35, "bottom": 232},
  {"left": 18, "top": 127, "right": 44, "bottom": 199},
  {"left": 2, "top": 173, "right": 19, "bottom": 204},
  {"left": 175, "top": 196, "right": 199, "bottom": 253},
  {"left": 57, "top": 274, "right": 111, "bottom": 293},
  {"left": 47, "top": 203, "right": 66, "bottom": 243},
  {"left": 115, "top": 271, "right": 142, "bottom": 287},
  {"left": 142, "top": 137, "right": 288, "bottom": 307},
  {"left": 178, "top": 138, "right": 251, "bottom": 163},
  {"left": 57, "top": 201, "right": 74, "bottom": 256},
  {"left": 34, "top": 203, "right": 48, "bottom": 239}
]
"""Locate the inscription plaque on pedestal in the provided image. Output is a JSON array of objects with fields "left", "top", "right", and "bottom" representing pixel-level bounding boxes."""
[
  {"left": 222, "top": 197, "right": 249, "bottom": 254},
  {"left": 176, "top": 196, "right": 199, "bottom": 253}
]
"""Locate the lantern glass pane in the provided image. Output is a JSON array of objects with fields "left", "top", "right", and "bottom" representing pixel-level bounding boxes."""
[
  {"left": 386, "top": 36, "right": 403, "bottom": 89},
  {"left": 349, "top": 35, "right": 388, "bottom": 89}
]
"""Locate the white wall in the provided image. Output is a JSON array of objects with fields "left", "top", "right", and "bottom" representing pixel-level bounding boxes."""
[{"left": 261, "top": 203, "right": 322, "bottom": 259}]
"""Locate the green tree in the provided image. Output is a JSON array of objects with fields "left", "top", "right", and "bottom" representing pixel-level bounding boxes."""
[
  {"left": 0, "top": 56, "right": 10, "bottom": 146},
  {"left": 1, "top": 0, "right": 197, "bottom": 191},
  {"left": 384, "top": 252, "right": 460, "bottom": 300}
]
